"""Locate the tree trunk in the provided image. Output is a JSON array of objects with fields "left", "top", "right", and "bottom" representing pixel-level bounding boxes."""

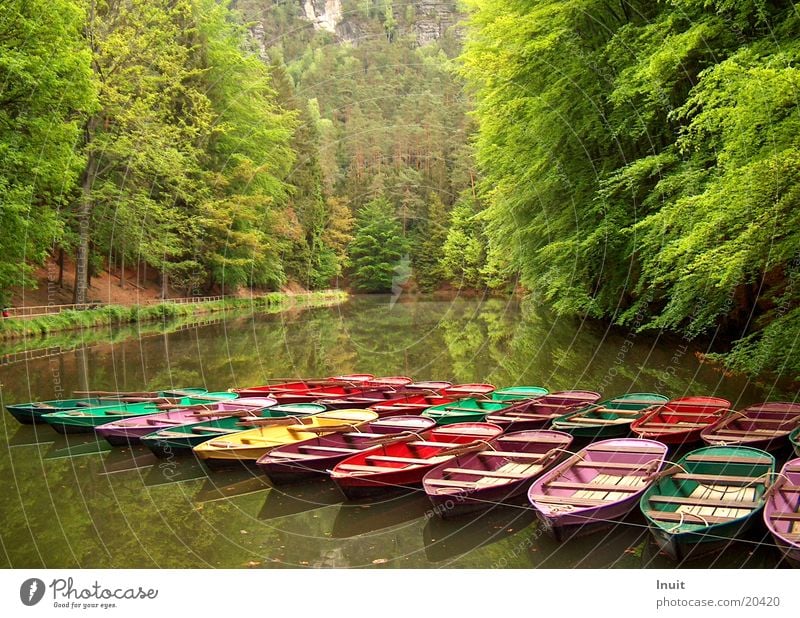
[
  {"left": 57, "top": 248, "right": 64, "bottom": 288},
  {"left": 161, "top": 268, "right": 168, "bottom": 299},
  {"left": 73, "top": 117, "right": 99, "bottom": 305},
  {"left": 119, "top": 247, "right": 126, "bottom": 289}
]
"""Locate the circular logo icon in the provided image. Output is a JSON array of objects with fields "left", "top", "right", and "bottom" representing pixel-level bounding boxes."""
[{"left": 20, "top": 578, "right": 45, "bottom": 606}]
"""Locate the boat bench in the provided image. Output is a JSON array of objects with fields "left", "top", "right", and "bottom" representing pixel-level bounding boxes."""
[
  {"left": 193, "top": 426, "right": 233, "bottom": 434},
  {"left": 672, "top": 473, "right": 766, "bottom": 486},
  {"left": 365, "top": 455, "right": 432, "bottom": 465},
  {"left": 640, "top": 421, "right": 708, "bottom": 428},
  {"left": 443, "top": 467, "right": 528, "bottom": 479},
  {"left": 337, "top": 463, "right": 400, "bottom": 473},
  {"left": 297, "top": 445, "right": 360, "bottom": 454},
  {"left": 477, "top": 451, "right": 544, "bottom": 460},
  {"left": 586, "top": 445, "right": 665, "bottom": 455},
  {"left": 498, "top": 436, "right": 566, "bottom": 444},
  {"left": 648, "top": 495, "right": 759, "bottom": 509},
  {"left": 557, "top": 417, "right": 629, "bottom": 425},
  {"left": 710, "top": 428, "right": 786, "bottom": 436},
  {"left": 771, "top": 512, "right": 800, "bottom": 521},
  {"left": 645, "top": 510, "right": 733, "bottom": 525},
  {"left": 545, "top": 481, "right": 642, "bottom": 493},
  {"left": 529, "top": 493, "right": 608, "bottom": 507},
  {"left": 269, "top": 451, "right": 320, "bottom": 460},
  {"left": 151, "top": 431, "right": 192, "bottom": 438},
  {"left": 426, "top": 479, "right": 478, "bottom": 489},
  {"left": 684, "top": 454, "right": 774, "bottom": 465},
  {"left": 407, "top": 441, "right": 460, "bottom": 448},
  {"left": 574, "top": 461, "right": 652, "bottom": 470}
]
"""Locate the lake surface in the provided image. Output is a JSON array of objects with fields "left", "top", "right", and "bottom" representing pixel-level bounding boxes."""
[{"left": 0, "top": 295, "right": 789, "bottom": 568}]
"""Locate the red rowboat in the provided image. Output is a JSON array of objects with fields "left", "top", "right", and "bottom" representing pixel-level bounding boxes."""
[
  {"left": 233, "top": 374, "right": 375, "bottom": 398},
  {"left": 630, "top": 396, "right": 731, "bottom": 445},
  {"left": 368, "top": 393, "right": 456, "bottom": 417},
  {"left": 330, "top": 422, "right": 503, "bottom": 499}
]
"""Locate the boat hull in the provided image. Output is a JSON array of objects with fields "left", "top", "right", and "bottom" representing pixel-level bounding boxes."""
[
  {"left": 648, "top": 517, "right": 761, "bottom": 562},
  {"left": 535, "top": 494, "right": 643, "bottom": 542}
]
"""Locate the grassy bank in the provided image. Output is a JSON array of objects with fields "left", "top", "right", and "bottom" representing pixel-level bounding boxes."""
[{"left": 0, "top": 291, "right": 347, "bottom": 340}]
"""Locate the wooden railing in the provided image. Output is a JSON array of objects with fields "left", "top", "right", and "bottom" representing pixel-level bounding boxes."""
[{"left": 3, "top": 295, "right": 228, "bottom": 319}]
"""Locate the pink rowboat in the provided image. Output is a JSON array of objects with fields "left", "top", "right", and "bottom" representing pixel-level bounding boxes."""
[
  {"left": 701, "top": 402, "right": 800, "bottom": 452},
  {"left": 484, "top": 391, "right": 602, "bottom": 431},
  {"left": 764, "top": 458, "right": 800, "bottom": 567},
  {"left": 95, "top": 397, "right": 277, "bottom": 446},
  {"left": 528, "top": 438, "right": 668, "bottom": 541}
]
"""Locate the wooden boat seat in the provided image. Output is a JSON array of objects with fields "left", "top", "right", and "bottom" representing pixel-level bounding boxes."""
[
  {"left": 785, "top": 465, "right": 800, "bottom": 473},
  {"left": 709, "top": 428, "right": 786, "bottom": 436},
  {"left": 648, "top": 495, "right": 759, "bottom": 509},
  {"left": 337, "top": 464, "right": 400, "bottom": 473},
  {"left": 545, "top": 481, "right": 643, "bottom": 493},
  {"left": 443, "top": 467, "right": 529, "bottom": 479},
  {"left": 341, "top": 432, "right": 385, "bottom": 439},
  {"left": 498, "top": 436, "right": 566, "bottom": 444},
  {"left": 268, "top": 451, "right": 320, "bottom": 460},
  {"left": 779, "top": 484, "right": 800, "bottom": 493},
  {"left": 365, "top": 455, "right": 436, "bottom": 465},
  {"left": 297, "top": 445, "right": 361, "bottom": 454},
  {"left": 574, "top": 461, "right": 652, "bottom": 470},
  {"left": 672, "top": 473, "right": 766, "bottom": 485},
  {"left": 529, "top": 493, "right": 609, "bottom": 507},
  {"left": 771, "top": 512, "right": 800, "bottom": 521},
  {"left": 426, "top": 478, "right": 478, "bottom": 489},
  {"left": 193, "top": 426, "right": 232, "bottom": 434},
  {"left": 588, "top": 408, "right": 642, "bottom": 416},
  {"left": 645, "top": 510, "right": 734, "bottom": 525},
  {"left": 407, "top": 441, "right": 461, "bottom": 448},
  {"left": 557, "top": 417, "right": 629, "bottom": 425},
  {"left": 151, "top": 430, "right": 192, "bottom": 438},
  {"left": 586, "top": 445, "right": 665, "bottom": 454},
  {"left": 492, "top": 413, "right": 555, "bottom": 420},
  {"left": 476, "top": 451, "right": 545, "bottom": 460},
  {"left": 683, "top": 454, "right": 773, "bottom": 465}
]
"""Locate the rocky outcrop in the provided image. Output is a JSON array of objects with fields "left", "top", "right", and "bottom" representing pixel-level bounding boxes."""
[{"left": 302, "top": 0, "right": 342, "bottom": 33}]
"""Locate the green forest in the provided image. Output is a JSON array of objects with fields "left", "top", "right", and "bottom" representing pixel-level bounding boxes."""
[{"left": 2, "top": 0, "right": 799, "bottom": 377}]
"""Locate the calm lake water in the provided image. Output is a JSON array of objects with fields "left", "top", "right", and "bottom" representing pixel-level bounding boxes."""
[{"left": 0, "top": 295, "right": 789, "bottom": 568}]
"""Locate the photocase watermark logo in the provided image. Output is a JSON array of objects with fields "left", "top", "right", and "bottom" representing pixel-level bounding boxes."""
[
  {"left": 390, "top": 253, "right": 412, "bottom": 308},
  {"left": 20, "top": 578, "right": 45, "bottom": 606}
]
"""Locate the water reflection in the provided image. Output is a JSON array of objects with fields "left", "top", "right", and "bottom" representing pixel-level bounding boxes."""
[{"left": 0, "top": 296, "right": 784, "bottom": 568}]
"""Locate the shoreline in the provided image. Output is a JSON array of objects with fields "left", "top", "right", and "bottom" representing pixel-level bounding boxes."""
[{"left": 0, "top": 290, "right": 348, "bottom": 341}]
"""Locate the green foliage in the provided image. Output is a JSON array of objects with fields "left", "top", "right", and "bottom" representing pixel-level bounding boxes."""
[
  {"left": 412, "top": 193, "right": 449, "bottom": 291},
  {"left": 462, "top": 0, "right": 800, "bottom": 375},
  {"left": 0, "top": 0, "right": 95, "bottom": 297},
  {"left": 349, "top": 197, "right": 410, "bottom": 292}
]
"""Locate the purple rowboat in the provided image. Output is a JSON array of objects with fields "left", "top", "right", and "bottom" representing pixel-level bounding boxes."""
[
  {"left": 256, "top": 415, "right": 436, "bottom": 484},
  {"left": 701, "top": 402, "right": 800, "bottom": 452},
  {"left": 95, "top": 397, "right": 277, "bottom": 446},
  {"left": 422, "top": 430, "right": 573, "bottom": 518},
  {"left": 528, "top": 438, "right": 668, "bottom": 541},
  {"left": 764, "top": 458, "right": 800, "bottom": 567},
  {"left": 485, "top": 391, "right": 602, "bottom": 431}
]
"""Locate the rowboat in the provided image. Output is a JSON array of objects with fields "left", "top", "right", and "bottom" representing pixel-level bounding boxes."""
[
  {"left": 484, "top": 391, "right": 602, "bottom": 431},
  {"left": 256, "top": 416, "right": 437, "bottom": 484},
  {"left": 192, "top": 409, "right": 378, "bottom": 467},
  {"left": 442, "top": 384, "right": 495, "bottom": 397},
  {"left": 330, "top": 422, "right": 503, "bottom": 499},
  {"left": 528, "top": 439, "right": 668, "bottom": 541},
  {"left": 701, "top": 402, "right": 800, "bottom": 452},
  {"left": 640, "top": 445, "right": 775, "bottom": 561},
  {"left": 630, "top": 396, "right": 732, "bottom": 445},
  {"left": 422, "top": 430, "right": 573, "bottom": 517},
  {"left": 233, "top": 374, "right": 375, "bottom": 398},
  {"left": 5, "top": 387, "right": 210, "bottom": 425},
  {"left": 764, "top": 458, "right": 800, "bottom": 567},
  {"left": 551, "top": 393, "right": 669, "bottom": 440},
  {"left": 792, "top": 427, "right": 800, "bottom": 457},
  {"left": 313, "top": 389, "right": 419, "bottom": 410},
  {"left": 422, "top": 398, "right": 511, "bottom": 425},
  {"left": 95, "top": 397, "right": 278, "bottom": 446},
  {"left": 141, "top": 403, "right": 325, "bottom": 457},
  {"left": 368, "top": 393, "right": 455, "bottom": 417},
  {"left": 490, "top": 386, "right": 549, "bottom": 402},
  {"left": 362, "top": 376, "right": 413, "bottom": 388},
  {"left": 40, "top": 392, "right": 234, "bottom": 434}
]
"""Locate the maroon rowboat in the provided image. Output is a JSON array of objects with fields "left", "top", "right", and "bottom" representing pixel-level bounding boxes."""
[
  {"left": 763, "top": 458, "right": 800, "bottom": 567},
  {"left": 528, "top": 438, "right": 668, "bottom": 541},
  {"left": 233, "top": 374, "right": 375, "bottom": 399},
  {"left": 631, "top": 396, "right": 731, "bottom": 445},
  {"left": 368, "top": 393, "right": 457, "bottom": 418},
  {"left": 330, "top": 422, "right": 503, "bottom": 499},
  {"left": 701, "top": 402, "right": 800, "bottom": 452},
  {"left": 484, "top": 391, "right": 602, "bottom": 431},
  {"left": 256, "top": 416, "right": 436, "bottom": 484},
  {"left": 442, "top": 384, "right": 495, "bottom": 397},
  {"left": 422, "top": 430, "right": 573, "bottom": 518}
]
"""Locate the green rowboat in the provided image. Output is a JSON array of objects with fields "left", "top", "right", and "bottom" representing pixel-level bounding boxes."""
[
  {"left": 640, "top": 445, "right": 775, "bottom": 561},
  {"left": 141, "top": 403, "right": 326, "bottom": 457},
  {"left": 550, "top": 392, "right": 668, "bottom": 440},
  {"left": 422, "top": 398, "right": 510, "bottom": 425},
  {"left": 791, "top": 426, "right": 800, "bottom": 457},
  {"left": 41, "top": 392, "right": 236, "bottom": 434},
  {"left": 490, "top": 386, "right": 549, "bottom": 402}
]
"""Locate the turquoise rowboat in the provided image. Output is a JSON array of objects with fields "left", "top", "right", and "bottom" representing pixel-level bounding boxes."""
[
  {"left": 5, "top": 387, "right": 210, "bottom": 425},
  {"left": 141, "top": 403, "right": 326, "bottom": 457},
  {"left": 789, "top": 426, "right": 799, "bottom": 457},
  {"left": 41, "top": 392, "right": 236, "bottom": 434},
  {"left": 551, "top": 393, "right": 669, "bottom": 440},
  {"left": 640, "top": 445, "right": 775, "bottom": 561},
  {"left": 490, "top": 386, "right": 549, "bottom": 402},
  {"left": 423, "top": 398, "right": 511, "bottom": 425}
]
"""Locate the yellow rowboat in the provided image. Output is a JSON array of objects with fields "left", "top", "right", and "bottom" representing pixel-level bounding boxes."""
[{"left": 192, "top": 409, "right": 378, "bottom": 466}]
